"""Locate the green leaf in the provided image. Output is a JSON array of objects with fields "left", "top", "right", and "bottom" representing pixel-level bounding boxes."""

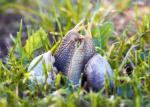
[
  {"left": 0, "top": 99, "right": 7, "bottom": 107},
  {"left": 55, "top": 73, "right": 62, "bottom": 89},
  {"left": 25, "top": 28, "right": 48, "bottom": 56},
  {"left": 93, "top": 22, "right": 114, "bottom": 49},
  {"left": 0, "top": 60, "right": 2, "bottom": 77}
]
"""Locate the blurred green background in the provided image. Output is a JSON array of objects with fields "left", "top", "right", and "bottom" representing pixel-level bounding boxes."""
[{"left": 0, "top": 0, "right": 149, "bottom": 107}]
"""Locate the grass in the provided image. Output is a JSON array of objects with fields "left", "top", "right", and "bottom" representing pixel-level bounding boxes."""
[{"left": 0, "top": 0, "right": 150, "bottom": 107}]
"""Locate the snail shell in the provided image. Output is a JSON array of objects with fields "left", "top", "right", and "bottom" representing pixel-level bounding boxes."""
[
  {"left": 28, "top": 51, "right": 57, "bottom": 85},
  {"left": 84, "top": 54, "right": 114, "bottom": 91},
  {"left": 54, "top": 31, "right": 83, "bottom": 75}
]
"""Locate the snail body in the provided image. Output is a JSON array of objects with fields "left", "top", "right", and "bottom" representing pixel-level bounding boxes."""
[
  {"left": 54, "top": 31, "right": 83, "bottom": 75},
  {"left": 67, "top": 40, "right": 85, "bottom": 84},
  {"left": 55, "top": 30, "right": 95, "bottom": 84},
  {"left": 67, "top": 36, "right": 95, "bottom": 84}
]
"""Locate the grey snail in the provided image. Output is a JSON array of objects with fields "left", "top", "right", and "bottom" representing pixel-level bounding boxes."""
[
  {"left": 84, "top": 54, "right": 114, "bottom": 91},
  {"left": 28, "top": 51, "right": 57, "bottom": 85},
  {"left": 28, "top": 30, "right": 114, "bottom": 91}
]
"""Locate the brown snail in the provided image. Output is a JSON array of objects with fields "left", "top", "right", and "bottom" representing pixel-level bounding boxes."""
[
  {"left": 67, "top": 35, "right": 95, "bottom": 84},
  {"left": 54, "top": 30, "right": 95, "bottom": 84},
  {"left": 54, "top": 31, "right": 83, "bottom": 75}
]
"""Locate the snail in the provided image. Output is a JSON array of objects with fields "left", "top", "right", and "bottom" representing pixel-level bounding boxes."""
[
  {"left": 28, "top": 51, "right": 57, "bottom": 85},
  {"left": 54, "top": 30, "right": 95, "bottom": 84},
  {"left": 54, "top": 31, "right": 83, "bottom": 75},
  {"left": 28, "top": 29, "right": 114, "bottom": 91},
  {"left": 67, "top": 35, "right": 95, "bottom": 85},
  {"left": 83, "top": 54, "right": 114, "bottom": 91}
]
